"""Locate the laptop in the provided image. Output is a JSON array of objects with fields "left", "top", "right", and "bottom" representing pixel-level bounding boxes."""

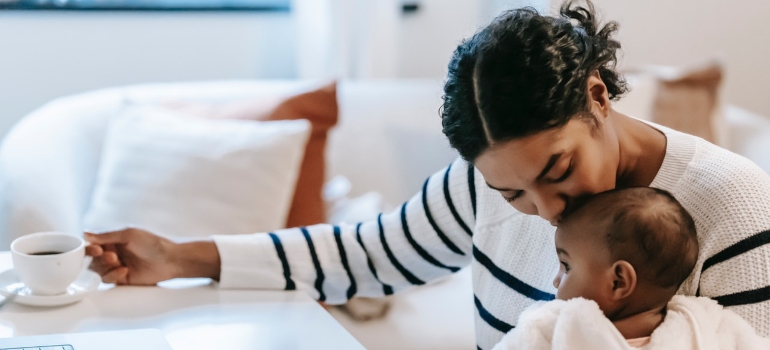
[{"left": 0, "top": 329, "right": 172, "bottom": 350}]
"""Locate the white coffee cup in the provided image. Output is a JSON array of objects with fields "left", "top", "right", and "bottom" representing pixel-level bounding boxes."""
[{"left": 11, "top": 232, "right": 87, "bottom": 296}]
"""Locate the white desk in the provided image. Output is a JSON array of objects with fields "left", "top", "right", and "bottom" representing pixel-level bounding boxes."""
[{"left": 0, "top": 252, "right": 365, "bottom": 349}]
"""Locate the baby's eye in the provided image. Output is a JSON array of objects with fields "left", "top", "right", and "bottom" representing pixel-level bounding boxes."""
[{"left": 560, "top": 261, "right": 570, "bottom": 272}]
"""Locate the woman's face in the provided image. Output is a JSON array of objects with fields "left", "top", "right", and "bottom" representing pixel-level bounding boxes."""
[{"left": 474, "top": 116, "right": 619, "bottom": 225}]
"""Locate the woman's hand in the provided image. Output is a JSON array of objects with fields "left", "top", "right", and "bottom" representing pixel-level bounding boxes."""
[{"left": 85, "top": 228, "right": 221, "bottom": 285}]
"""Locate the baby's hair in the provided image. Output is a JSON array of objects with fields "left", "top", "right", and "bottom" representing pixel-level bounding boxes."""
[{"left": 569, "top": 187, "right": 699, "bottom": 290}]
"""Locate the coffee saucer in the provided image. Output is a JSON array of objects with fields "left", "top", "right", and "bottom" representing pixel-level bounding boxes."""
[{"left": 0, "top": 268, "right": 100, "bottom": 307}]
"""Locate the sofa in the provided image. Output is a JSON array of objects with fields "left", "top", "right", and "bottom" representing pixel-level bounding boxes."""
[{"left": 1, "top": 79, "right": 769, "bottom": 350}]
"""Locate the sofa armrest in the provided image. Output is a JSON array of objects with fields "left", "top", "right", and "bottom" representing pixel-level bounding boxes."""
[
  {"left": 0, "top": 90, "right": 120, "bottom": 248},
  {"left": 723, "top": 105, "right": 770, "bottom": 174}
]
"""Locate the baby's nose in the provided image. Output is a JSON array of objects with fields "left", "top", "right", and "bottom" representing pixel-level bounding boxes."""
[{"left": 552, "top": 274, "right": 561, "bottom": 289}]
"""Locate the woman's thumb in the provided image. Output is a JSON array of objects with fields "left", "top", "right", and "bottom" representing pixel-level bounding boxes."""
[{"left": 84, "top": 229, "right": 131, "bottom": 245}]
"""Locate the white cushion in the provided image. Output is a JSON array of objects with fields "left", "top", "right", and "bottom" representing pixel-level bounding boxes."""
[{"left": 83, "top": 104, "right": 310, "bottom": 237}]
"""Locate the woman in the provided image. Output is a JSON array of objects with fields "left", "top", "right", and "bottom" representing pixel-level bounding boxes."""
[{"left": 85, "top": 1, "right": 770, "bottom": 349}]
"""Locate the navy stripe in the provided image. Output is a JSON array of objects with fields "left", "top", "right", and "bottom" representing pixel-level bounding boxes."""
[
  {"left": 333, "top": 225, "right": 357, "bottom": 300},
  {"left": 702, "top": 229, "right": 770, "bottom": 273},
  {"left": 714, "top": 285, "right": 770, "bottom": 307},
  {"left": 268, "top": 233, "right": 295, "bottom": 291},
  {"left": 378, "top": 214, "right": 425, "bottom": 285},
  {"left": 467, "top": 163, "right": 477, "bottom": 218},
  {"left": 474, "top": 295, "right": 514, "bottom": 333},
  {"left": 355, "top": 223, "right": 394, "bottom": 295},
  {"left": 443, "top": 163, "right": 473, "bottom": 236},
  {"left": 422, "top": 177, "right": 465, "bottom": 255},
  {"left": 473, "top": 246, "right": 555, "bottom": 301},
  {"left": 300, "top": 227, "right": 326, "bottom": 302},
  {"left": 400, "top": 203, "right": 461, "bottom": 273}
]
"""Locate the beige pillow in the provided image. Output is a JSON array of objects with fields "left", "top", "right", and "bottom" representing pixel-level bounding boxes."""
[{"left": 615, "top": 59, "right": 726, "bottom": 146}]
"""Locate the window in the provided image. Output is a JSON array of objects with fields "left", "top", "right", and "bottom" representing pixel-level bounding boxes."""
[{"left": 0, "top": 0, "right": 290, "bottom": 11}]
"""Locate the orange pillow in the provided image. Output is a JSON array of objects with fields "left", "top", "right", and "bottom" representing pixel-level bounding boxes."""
[{"left": 169, "top": 83, "right": 339, "bottom": 228}]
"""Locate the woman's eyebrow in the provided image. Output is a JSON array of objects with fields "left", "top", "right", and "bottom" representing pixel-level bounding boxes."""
[
  {"left": 535, "top": 153, "right": 563, "bottom": 181},
  {"left": 556, "top": 247, "right": 570, "bottom": 257},
  {"left": 485, "top": 152, "right": 564, "bottom": 191}
]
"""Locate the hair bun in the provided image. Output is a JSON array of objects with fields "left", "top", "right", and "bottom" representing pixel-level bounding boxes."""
[{"left": 560, "top": 0, "right": 626, "bottom": 99}]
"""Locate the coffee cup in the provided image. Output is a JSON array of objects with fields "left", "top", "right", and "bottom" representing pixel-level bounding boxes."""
[{"left": 11, "top": 232, "right": 87, "bottom": 296}]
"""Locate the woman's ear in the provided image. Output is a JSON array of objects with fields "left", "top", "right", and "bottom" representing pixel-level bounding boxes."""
[
  {"left": 610, "top": 260, "right": 637, "bottom": 301},
  {"left": 587, "top": 71, "right": 610, "bottom": 118}
]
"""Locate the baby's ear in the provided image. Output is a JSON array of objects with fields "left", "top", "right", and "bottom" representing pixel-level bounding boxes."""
[{"left": 610, "top": 260, "right": 637, "bottom": 300}]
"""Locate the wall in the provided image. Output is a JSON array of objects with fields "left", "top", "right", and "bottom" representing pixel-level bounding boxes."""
[
  {"left": 0, "top": 0, "right": 547, "bottom": 139},
  {"left": 589, "top": 0, "right": 770, "bottom": 117},
  {"left": 397, "top": 0, "right": 481, "bottom": 79},
  {"left": 3, "top": 0, "right": 767, "bottom": 139},
  {"left": 397, "top": 0, "right": 549, "bottom": 79},
  {"left": 399, "top": 0, "right": 770, "bottom": 117},
  {"left": 0, "top": 11, "right": 295, "bottom": 139}
]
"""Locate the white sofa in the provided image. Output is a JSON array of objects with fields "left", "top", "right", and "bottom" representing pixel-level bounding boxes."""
[
  {"left": 0, "top": 80, "right": 461, "bottom": 245},
  {"left": 1, "top": 79, "right": 769, "bottom": 350}
]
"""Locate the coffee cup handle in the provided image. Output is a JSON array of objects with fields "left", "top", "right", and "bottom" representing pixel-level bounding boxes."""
[{"left": 83, "top": 256, "right": 93, "bottom": 272}]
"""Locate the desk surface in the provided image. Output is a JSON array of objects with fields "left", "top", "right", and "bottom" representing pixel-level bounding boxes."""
[{"left": 0, "top": 252, "right": 364, "bottom": 349}]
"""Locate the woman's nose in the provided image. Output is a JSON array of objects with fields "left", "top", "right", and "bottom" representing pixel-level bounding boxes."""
[{"left": 532, "top": 193, "right": 566, "bottom": 225}]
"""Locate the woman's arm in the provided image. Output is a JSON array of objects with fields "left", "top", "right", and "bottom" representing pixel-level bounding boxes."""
[
  {"left": 87, "top": 157, "right": 478, "bottom": 303},
  {"left": 212, "top": 157, "right": 477, "bottom": 303}
]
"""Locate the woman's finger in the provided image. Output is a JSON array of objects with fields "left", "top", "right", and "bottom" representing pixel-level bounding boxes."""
[
  {"left": 101, "top": 266, "right": 129, "bottom": 284},
  {"left": 85, "top": 244, "right": 103, "bottom": 257},
  {"left": 85, "top": 230, "right": 132, "bottom": 245},
  {"left": 89, "top": 255, "right": 122, "bottom": 276},
  {"left": 102, "top": 251, "right": 119, "bottom": 264}
]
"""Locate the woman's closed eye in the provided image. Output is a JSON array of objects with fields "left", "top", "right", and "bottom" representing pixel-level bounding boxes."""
[
  {"left": 550, "top": 160, "right": 574, "bottom": 183},
  {"left": 502, "top": 191, "right": 523, "bottom": 203},
  {"left": 500, "top": 159, "right": 574, "bottom": 203}
]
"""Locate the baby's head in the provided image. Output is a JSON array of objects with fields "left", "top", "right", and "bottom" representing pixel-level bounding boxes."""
[{"left": 553, "top": 187, "right": 698, "bottom": 319}]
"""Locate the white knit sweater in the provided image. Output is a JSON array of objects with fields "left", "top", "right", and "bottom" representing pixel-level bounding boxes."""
[{"left": 213, "top": 125, "right": 770, "bottom": 350}]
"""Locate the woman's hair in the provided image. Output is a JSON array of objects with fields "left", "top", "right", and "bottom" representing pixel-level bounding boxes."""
[{"left": 441, "top": 0, "right": 627, "bottom": 161}]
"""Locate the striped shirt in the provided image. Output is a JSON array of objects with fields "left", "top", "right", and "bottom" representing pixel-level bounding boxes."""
[{"left": 213, "top": 125, "right": 770, "bottom": 349}]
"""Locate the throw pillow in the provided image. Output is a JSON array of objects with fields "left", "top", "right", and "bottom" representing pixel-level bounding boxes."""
[
  {"left": 83, "top": 104, "right": 311, "bottom": 237},
  {"left": 616, "top": 60, "right": 725, "bottom": 146},
  {"left": 650, "top": 61, "right": 724, "bottom": 145},
  {"left": 169, "top": 82, "right": 339, "bottom": 228}
]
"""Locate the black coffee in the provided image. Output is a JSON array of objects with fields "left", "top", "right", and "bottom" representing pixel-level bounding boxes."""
[{"left": 30, "top": 251, "right": 63, "bottom": 256}]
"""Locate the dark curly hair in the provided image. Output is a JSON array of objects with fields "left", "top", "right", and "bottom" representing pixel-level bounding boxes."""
[{"left": 441, "top": 0, "right": 627, "bottom": 161}]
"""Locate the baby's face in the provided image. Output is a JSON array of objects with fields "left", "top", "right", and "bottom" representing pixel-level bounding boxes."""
[{"left": 553, "top": 217, "right": 615, "bottom": 310}]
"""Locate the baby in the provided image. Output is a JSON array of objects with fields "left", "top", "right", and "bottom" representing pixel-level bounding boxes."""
[{"left": 494, "top": 187, "right": 770, "bottom": 350}]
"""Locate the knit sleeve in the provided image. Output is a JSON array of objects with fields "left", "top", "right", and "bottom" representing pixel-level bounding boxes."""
[
  {"left": 211, "top": 157, "right": 476, "bottom": 304},
  {"left": 686, "top": 147, "right": 770, "bottom": 337}
]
